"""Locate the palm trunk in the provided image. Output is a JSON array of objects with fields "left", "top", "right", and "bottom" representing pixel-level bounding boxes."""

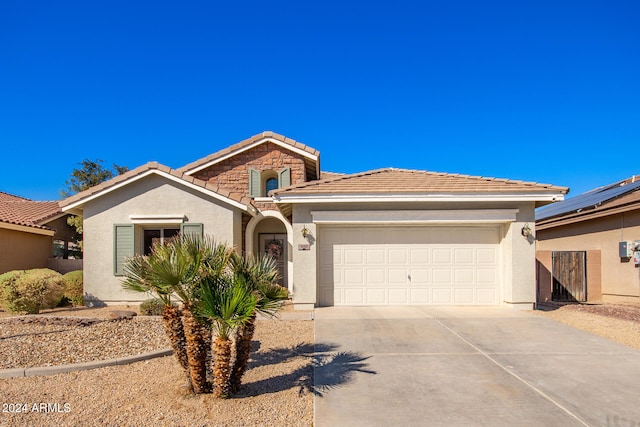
[
  {"left": 182, "top": 303, "right": 211, "bottom": 394},
  {"left": 229, "top": 311, "right": 256, "bottom": 393},
  {"left": 213, "top": 335, "right": 233, "bottom": 398},
  {"left": 161, "top": 305, "right": 192, "bottom": 391}
]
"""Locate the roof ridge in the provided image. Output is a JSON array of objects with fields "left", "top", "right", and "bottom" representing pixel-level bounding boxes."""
[{"left": 177, "top": 131, "right": 319, "bottom": 174}]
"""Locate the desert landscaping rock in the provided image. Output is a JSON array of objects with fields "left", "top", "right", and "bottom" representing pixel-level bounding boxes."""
[{"left": 0, "top": 318, "right": 314, "bottom": 427}]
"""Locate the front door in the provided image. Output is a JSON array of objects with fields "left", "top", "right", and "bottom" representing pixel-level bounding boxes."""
[{"left": 259, "top": 233, "right": 287, "bottom": 287}]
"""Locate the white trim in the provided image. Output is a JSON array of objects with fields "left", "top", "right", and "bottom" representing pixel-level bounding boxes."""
[
  {"left": 61, "top": 169, "right": 253, "bottom": 214},
  {"left": 275, "top": 193, "right": 564, "bottom": 204},
  {"left": 0, "top": 222, "right": 55, "bottom": 236},
  {"left": 245, "top": 210, "right": 294, "bottom": 293},
  {"left": 253, "top": 197, "right": 273, "bottom": 203},
  {"left": 184, "top": 138, "right": 318, "bottom": 175},
  {"left": 311, "top": 209, "right": 520, "bottom": 224},
  {"left": 129, "top": 214, "right": 186, "bottom": 224}
]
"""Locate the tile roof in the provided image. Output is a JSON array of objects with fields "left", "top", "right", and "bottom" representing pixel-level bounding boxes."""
[
  {"left": 0, "top": 198, "right": 61, "bottom": 230},
  {"left": 0, "top": 191, "right": 30, "bottom": 202},
  {"left": 273, "top": 168, "right": 569, "bottom": 196},
  {"left": 178, "top": 131, "right": 320, "bottom": 174},
  {"left": 60, "top": 162, "right": 254, "bottom": 211}
]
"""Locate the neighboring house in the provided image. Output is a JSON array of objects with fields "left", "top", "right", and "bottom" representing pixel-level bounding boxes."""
[
  {"left": 536, "top": 176, "right": 640, "bottom": 305},
  {"left": 60, "top": 131, "right": 567, "bottom": 309},
  {"left": 0, "top": 192, "right": 78, "bottom": 274}
]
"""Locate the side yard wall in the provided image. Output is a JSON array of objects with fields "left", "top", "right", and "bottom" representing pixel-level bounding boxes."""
[{"left": 536, "top": 210, "right": 640, "bottom": 303}]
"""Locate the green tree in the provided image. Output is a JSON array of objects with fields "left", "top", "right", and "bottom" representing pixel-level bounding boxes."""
[
  {"left": 61, "top": 159, "right": 129, "bottom": 254},
  {"left": 60, "top": 159, "right": 128, "bottom": 198}
]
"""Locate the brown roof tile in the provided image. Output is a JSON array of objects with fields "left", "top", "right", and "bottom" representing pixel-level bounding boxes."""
[
  {"left": 0, "top": 199, "right": 61, "bottom": 230},
  {"left": 273, "top": 168, "right": 568, "bottom": 196},
  {"left": 0, "top": 191, "right": 30, "bottom": 202},
  {"left": 177, "top": 131, "right": 320, "bottom": 174},
  {"left": 60, "top": 162, "right": 252, "bottom": 210}
]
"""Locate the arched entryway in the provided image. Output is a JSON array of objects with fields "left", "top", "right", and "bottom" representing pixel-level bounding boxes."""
[{"left": 245, "top": 211, "right": 293, "bottom": 292}]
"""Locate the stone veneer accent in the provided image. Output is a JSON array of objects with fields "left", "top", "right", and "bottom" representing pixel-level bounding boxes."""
[{"left": 191, "top": 142, "right": 307, "bottom": 199}]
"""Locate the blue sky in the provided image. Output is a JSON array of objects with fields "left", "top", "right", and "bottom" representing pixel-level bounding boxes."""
[{"left": 1, "top": 1, "right": 638, "bottom": 201}]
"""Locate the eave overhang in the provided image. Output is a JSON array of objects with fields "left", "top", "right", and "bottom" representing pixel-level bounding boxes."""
[{"left": 61, "top": 169, "right": 256, "bottom": 216}]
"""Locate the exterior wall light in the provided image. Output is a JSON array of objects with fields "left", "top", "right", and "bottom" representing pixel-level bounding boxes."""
[
  {"left": 521, "top": 223, "right": 533, "bottom": 238},
  {"left": 302, "top": 225, "right": 311, "bottom": 238}
]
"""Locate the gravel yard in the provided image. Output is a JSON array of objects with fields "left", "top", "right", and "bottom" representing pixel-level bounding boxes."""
[{"left": 0, "top": 306, "right": 314, "bottom": 427}]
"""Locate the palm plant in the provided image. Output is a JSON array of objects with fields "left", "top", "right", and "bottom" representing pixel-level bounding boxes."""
[
  {"left": 122, "top": 234, "right": 221, "bottom": 394},
  {"left": 196, "top": 273, "right": 257, "bottom": 398},
  {"left": 122, "top": 251, "right": 192, "bottom": 390},
  {"left": 228, "top": 253, "right": 289, "bottom": 393}
]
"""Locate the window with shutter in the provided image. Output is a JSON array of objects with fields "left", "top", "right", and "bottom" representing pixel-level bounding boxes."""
[
  {"left": 113, "top": 224, "right": 134, "bottom": 276},
  {"left": 278, "top": 168, "right": 291, "bottom": 188},
  {"left": 249, "top": 168, "right": 261, "bottom": 198}
]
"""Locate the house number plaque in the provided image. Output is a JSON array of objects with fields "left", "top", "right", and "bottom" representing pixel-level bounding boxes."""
[{"left": 298, "top": 244, "right": 311, "bottom": 251}]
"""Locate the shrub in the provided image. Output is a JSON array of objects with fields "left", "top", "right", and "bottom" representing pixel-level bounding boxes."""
[
  {"left": 0, "top": 269, "right": 65, "bottom": 314},
  {"left": 139, "top": 298, "right": 175, "bottom": 316},
  {"left": 62, "top": 270, "right": 84, "bottom": 307}
]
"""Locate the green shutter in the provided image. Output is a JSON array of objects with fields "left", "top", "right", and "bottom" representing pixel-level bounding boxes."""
[
  {"left": 113, "top": 224, "right": 134, "bottom": 276},
  {"left": 181, "top": 223, "right": 203, "bottom": 237},
  {"left": 278, "top": 168, "right": 291, "bottom": 188},
  {"left": 249, "top": 168, "right": 261, "bottom": 197}
]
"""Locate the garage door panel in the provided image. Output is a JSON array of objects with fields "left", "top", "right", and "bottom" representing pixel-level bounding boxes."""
[
  {"left": 319, "top": 226, "right": 500, "bottom": 306},
  {"left": 410, "top": 288, "right": 429, "bottom": 304},
  {"left": 476, "top": 248, "right": 497, "bottom": 264},
  {"left": 388, "top": 288, "right": 408, "bottom": 304},
  {"left": 409, "top": 269, "right": 430, "bottom": 284},
  {"left": 410, "top": 248, "right": 430, "bottom": 264},
  {"left": 454, "top": 248, "right": 474, "bottom": 264},
  {"left": 433, "top": 269, "right": 452, "bottom": 284},
  {"left": 366, "top": 288, "right": 386, "bottom": 304},
  {"left": 454, "top": 269, "right": 474, "bottom": 284},
  {"left": 366, "top": 249, "right": 385, "bottom": 264},
  {"left": 388, "top": 249, "right": 408, "bottom": 264},
  {"left": 388, "top": 269, "right": 407, "bottom": 284},
  {"left": 366, "top": 269, "right": 386, "bottom": 283},
  {"left": 432, "top": 288, "right": 453, "bottom": 304},
  {"left": 344, "top": 288, "right": 365, "bottom": 304},
  {"left": 477, "top": 288, "right": 498, "bottom": 304},
  {"left": 477, "top": 269, "right": 496, "bottom": 284},
  {"left": 432, "top": 249, "right": 452, "bottom": 264},
  {"left": 454, "top": 288, "right": 474, "bottom": 304}
]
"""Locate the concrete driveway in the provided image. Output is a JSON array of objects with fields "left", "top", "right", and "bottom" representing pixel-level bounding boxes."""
[{"left": 313, "top": 306, "right": 640, "bottom": 427}]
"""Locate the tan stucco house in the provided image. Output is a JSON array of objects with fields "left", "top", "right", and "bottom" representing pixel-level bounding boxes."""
[
  {"left": 0, "top": 192, "right": 78, "bottom": 274},
  {"left": 60, "top": 131, "right": 567, "bottom": 309},
  {"left": 536, "top": 175, "right": 640, "bottom": 304}
]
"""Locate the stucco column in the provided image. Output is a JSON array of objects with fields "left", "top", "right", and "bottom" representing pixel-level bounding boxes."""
[
  {"left": 503, "top": 204, "right": 537, "bottom": 309},
  {"left": 291, "top": 205, "right": 317, "bottom": 310}
]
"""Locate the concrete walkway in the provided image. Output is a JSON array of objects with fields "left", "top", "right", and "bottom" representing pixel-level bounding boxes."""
[{"left": 314, "top": 306, "right": 640, "bottom": 427}]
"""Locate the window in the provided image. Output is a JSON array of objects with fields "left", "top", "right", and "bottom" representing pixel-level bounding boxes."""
[
  {"left": 265, "top": 177, "right": 279, "bottom": 194},
  {"left": 113, "top": 223, "right": 203, "bottom": 276},
  {"left": 143, "top": 228, "right": 180, "bottom": 255},
  {"left": 249, "top": 168, "right": 291, "bottom": 197}
]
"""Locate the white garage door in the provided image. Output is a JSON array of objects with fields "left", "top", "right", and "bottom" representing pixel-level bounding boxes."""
[{"left": 318, "top": 226, "right": 501, "bottom": 306}]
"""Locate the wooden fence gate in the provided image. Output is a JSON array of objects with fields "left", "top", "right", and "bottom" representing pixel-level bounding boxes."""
[{"left": 552, "top": 251, "right": 587, "bottom": 302}]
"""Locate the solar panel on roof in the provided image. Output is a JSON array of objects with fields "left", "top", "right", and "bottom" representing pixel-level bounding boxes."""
[{"left": 536, "top": 180, "right": 640, "bottom": 221}]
